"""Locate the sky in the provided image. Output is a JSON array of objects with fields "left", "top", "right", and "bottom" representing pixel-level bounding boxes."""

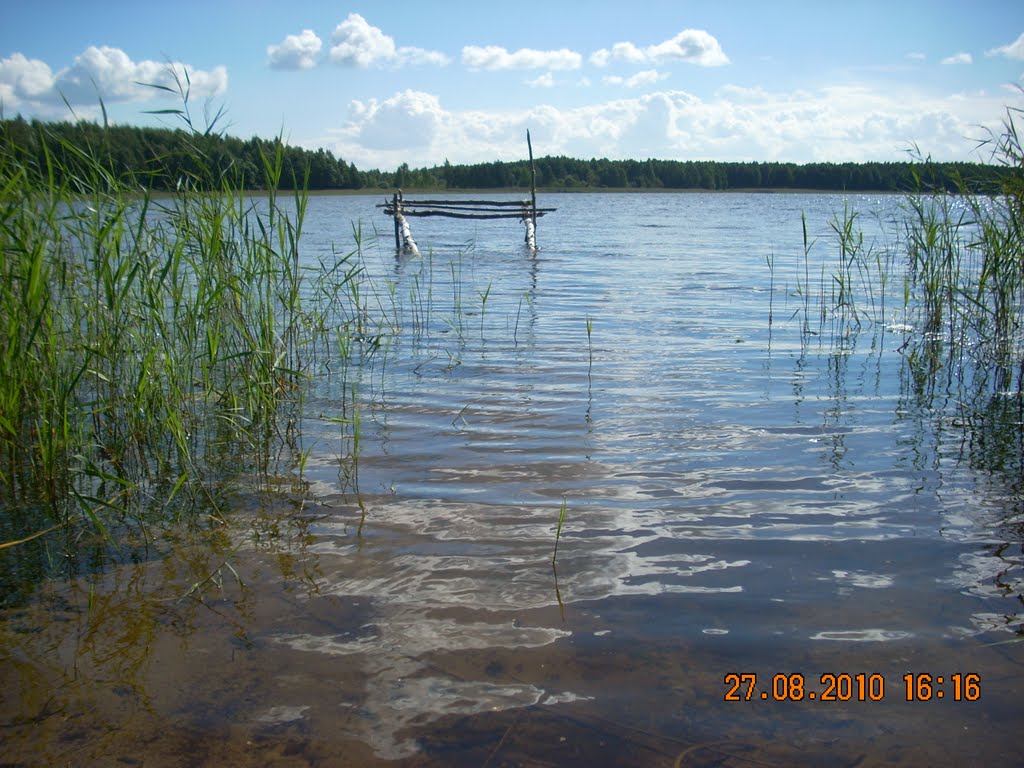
[{"left": 2, "top": 1, "right": 1023, "bottom": 171}]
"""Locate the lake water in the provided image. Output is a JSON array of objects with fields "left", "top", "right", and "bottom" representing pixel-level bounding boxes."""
[{"left": 2, "top": 192, "right": 1021, "bottom": 766}]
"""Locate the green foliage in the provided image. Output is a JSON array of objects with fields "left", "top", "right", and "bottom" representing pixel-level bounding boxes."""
[
  {"left": 0, "top": 116, "right": 366, "bottom": 192},
  {"left": 0, "top": 106, "right": 364, "bottom": 591},
  {"left": 425, "top": 154, "right": 1004, "bottom": 192},
  {"left": 797, "top": 99, "right": 1024, "bottom": 396},
  {"left": 552, "top": 497, "right": 568, "bottom": 565},
  {"left": 1, "top": 116, "right": 1009, "bottom": 193}
]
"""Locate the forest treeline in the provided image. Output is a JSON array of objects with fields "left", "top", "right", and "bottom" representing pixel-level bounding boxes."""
[{"left": 0, "top": 116, "right": 1008, "bottom": 194}]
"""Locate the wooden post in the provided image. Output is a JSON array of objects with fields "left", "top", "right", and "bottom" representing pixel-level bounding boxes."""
[
  {"left": 522, "top": 201, "right": 536, "bottom": 249},
  {"left": 392, "top": 190, "right": 402, "bottom": 252},
  {"left": 527, "top": 130, "right": 537, "bottom": 245}
]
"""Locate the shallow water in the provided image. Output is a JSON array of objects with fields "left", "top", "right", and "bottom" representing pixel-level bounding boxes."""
[{"left": 2, "top": 192, "right": 1022, "bottom": 766}]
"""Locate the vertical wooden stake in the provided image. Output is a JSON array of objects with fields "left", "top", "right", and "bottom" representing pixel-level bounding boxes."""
[
  {"left": 392, "top": 190, "right": 402, "bottom": 252},
  {"left": 527, "top": 130, "right": 537, "bottom": 245}
]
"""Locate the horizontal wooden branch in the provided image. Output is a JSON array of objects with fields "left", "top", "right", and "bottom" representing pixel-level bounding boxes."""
[
  {"left": 383, "top": 209, "right": 550, "bottom": 220},
  {"left": 380, "top": 203, "right": 541, "bottom": 214},
  {"left": 387, "top": 198, "right": 534, "bottom": 207},
  {"left": 384, "top": 205, "right": 556, "bottom": 214}
]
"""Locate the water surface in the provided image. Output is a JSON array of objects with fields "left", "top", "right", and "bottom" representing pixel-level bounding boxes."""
[{"left": 2, "top": 192, "right": 1021, "bottom": 766}]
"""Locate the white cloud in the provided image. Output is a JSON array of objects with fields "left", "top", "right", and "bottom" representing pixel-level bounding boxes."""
[
  {"left": 400, "top": 49, "right": 450, "bottom": 67},
  {"left": 54, "top": 46, "right": 226, "bottom": 105},
  {"left": 0, "top": 47, "right": 226, "bottom": 120},
  {"left": 609, "top": 42, "right": 646, "bottom": 64},
  {"left": 603, "top": 69, "right": 669, "bottom": 88},
  {"left": 527, "top": 73, "right": 555, "bottom": 88},
  {"left": 941, "top": 52, "right": 973, "bottom": 65},
  {"left": 590, "top": 29, "right": 729, "bottom": 68},
  {"left": 905, "top": 52, "right": 927, "bottom": 61},
  {"left": 0, "top": 52, "right": 55, "bottom": 108},
  {"left": 330, "top": 13, "right": 395, "bottom": 67},
  {"left": 649, "top": 30, "right": 729, "bottom": 65},
  {"left": 267, "top": 29, "right": 322, "bottom": 70},
  {"left": 461, "top": 45, "right": 582, "bottom": 71},
  {"left": 326, "top": 83, "right": 1007, "bottom": 171},
  {"left": 329, "top": 13, "right": 448, "bottom": 68},
  {"left": 347, "top": 90, "right": 446, "bottom": 152},
  {"left": 987, "top": 32, "right": 1024, "bottom": 59}
]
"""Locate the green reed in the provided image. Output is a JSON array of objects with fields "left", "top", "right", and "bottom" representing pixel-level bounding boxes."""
[
  {"left": 900, "top": 105, "right": 1024, "bottom": 392},
  {"left": 779, "top": 100, "right": 1023, "bottom": 395},
  {"left": 824, "top": 205, "right": 902, "bottom": 345},
  {"left": 0, "top": 108, "right": 362, "bottom": 563},
  {"left": 552, "top": 496, "right": 568, "bottom": 565},
  {"left": 829, "top": 202, "right": 864, "bottom": 332},
  {"left": 795, "top": 211, "right": 816, "bottom": 336},
  {"left": 478, "top": 279, "right": 492, "bottom": 340}
]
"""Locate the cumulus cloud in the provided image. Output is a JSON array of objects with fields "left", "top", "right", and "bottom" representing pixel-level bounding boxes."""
[
  {"left": 986, "top": 32, "right": 1024, "bottom": 60},
  {"left": 607, "top": 42, "right": 646, "bottom": 64},
  {"left": 527, "top": 73, "right": 555, "bottom": 88},
  {"left": 649, "top": 30, "right": 729, "bottom": 65},
  {"left": 603, "top": 69, "right": 668, "bottom": 88},
  {"left": 1, "top": 46, "right": 226, "bottom": 110},
  {"left": 326, "top": 83, "right": 1006, "bottom": 171},
  {"left": 0, "top": 46, "right": 226, "bottom": 117},
  {"left": 461, "top": 45, "right": 582, "bottom": 71},
  {"left": 590, "top": 29, "right": 729, "bottom": 68},
  {"left": 327, "top": 89, "right": 540, "bottom": 169},
  {"left": 267, "top": 29, "right": 322, "bottom": 70},
  {"left": 0, "top": 52, "right": 55, "bottom": 108},
  {"left": 329, "top": 89, "right": 697, "bottom": 168},
  {"left": 941, "top": 52, "right": 973, "bottom": 65},
  {"left": 347, "top": 89, "right": 446, "bottom": 151},
  {"left": 329, "top": 13, "right": 395, "bottom": 66},
  {"left": 329, "top": 13, "right": 448, "bottom": 68}
]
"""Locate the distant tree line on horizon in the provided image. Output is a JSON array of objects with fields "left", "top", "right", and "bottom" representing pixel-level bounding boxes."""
[{"left": 0, "top": 116, "right": 1008, "bottom": 194}]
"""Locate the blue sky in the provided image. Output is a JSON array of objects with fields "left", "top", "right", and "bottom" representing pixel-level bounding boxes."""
[{"left": 2, "top": 1, "right": 1023, "bottom": 170}]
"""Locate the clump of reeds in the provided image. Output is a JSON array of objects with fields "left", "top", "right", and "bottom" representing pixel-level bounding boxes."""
[
  {"left": 0, "top": 89, "right": 362, "bottom": 575},
  {"left": 901, "top": 101, "right": 1024, "bottom": 393},
  {"left": 780, "top": 98, "right": 1023, "bottom": 398}
]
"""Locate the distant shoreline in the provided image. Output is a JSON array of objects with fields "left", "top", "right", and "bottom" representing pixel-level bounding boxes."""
[
  {"left": 4, "top": 119, "right": 998, "bottom": 195},
  {"left": 311, "top": 186, "right": 906, "bottom": 197}
]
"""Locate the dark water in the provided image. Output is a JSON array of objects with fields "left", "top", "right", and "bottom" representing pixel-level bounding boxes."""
[{"left": 2, "top": 192, "right": 1021, "bottom": 766}]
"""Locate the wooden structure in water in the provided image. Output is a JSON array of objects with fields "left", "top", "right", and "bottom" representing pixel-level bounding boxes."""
[{"left": 379, "top": 130, "right": 555, "bottom": 253}]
